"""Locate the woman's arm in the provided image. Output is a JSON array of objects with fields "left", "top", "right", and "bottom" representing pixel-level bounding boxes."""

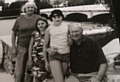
[
  {"left": 12, "top": 32, "right": 17, "bottom": 56},
  {"left": 12, "top": 32, "right": 17, "bottom": 48},
  {"left": 28, "top": 37, "right": 34, "bottom": 61}
]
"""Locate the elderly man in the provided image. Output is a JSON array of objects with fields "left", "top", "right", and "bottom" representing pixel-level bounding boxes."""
[{"left": 66, "top": 23, "right": 108, "bottom": 82}]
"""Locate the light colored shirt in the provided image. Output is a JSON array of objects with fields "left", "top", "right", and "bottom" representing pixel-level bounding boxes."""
[{"left": 48, "top": 22, "right": 70, "bottom": 54}]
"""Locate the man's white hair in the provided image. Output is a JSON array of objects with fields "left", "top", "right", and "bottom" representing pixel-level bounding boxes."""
[{"left": 68, "top": 22, "right": 83, "bottom": 31}]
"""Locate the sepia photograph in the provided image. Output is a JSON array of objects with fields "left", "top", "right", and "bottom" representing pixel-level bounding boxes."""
[{"left": 0, "top": 0, "right": 120, "bottom": 82}]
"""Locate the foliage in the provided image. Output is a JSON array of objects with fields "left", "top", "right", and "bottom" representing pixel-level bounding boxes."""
[
  {"left": 9, "top": 1, "right": 27, "bottom": 10},
  {"left": 68, "top": 0, "right": 96, "bottom": 6},
  {"left": 0, "top": 1, "right": 4, "bottom": 6},
  {"left": 39, "top": 2, "right": 53, "bottom": 9},
  {"left": 34, "top": 0, "right": 53, "bottom": 14},
  {"left": 2, "top": 3, "right": 9, "bottom": 10}
]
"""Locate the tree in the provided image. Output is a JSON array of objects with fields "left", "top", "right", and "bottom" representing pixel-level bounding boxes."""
[
  {"left": 68, "top": 0, "right": 96, "bottom": 6},
  {"left": 34, "top": 0, "right": 53, "bottom": 14},
  {"left": 2, "top": 3, "right": 9, "bottom": 10},
  {"left": 0, "top": 1, "right": 4, "bottom": 6},
  {"left": 9, "top": 1, "right": 27, "bottom": 10}
]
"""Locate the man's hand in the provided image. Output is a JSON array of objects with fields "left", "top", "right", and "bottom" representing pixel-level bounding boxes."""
[{"left": 89, "top": 76, "right": 101, "bottom": 82}]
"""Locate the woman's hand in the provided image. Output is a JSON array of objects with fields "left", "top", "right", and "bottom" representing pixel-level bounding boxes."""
[
  {"left": 12, "top": 47, "right": 17, "bottom": 57},
  {"left": 26, "top": 60, "right": 33, "bottom": 70},
  {"left": 47, "top": 47, "right": 58, "bottom": 56}
]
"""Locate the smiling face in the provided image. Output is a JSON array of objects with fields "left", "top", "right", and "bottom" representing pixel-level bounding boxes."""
[
  {"left": 25, "top": 4, "right": 35, "bottom": 15},
  {"left": 37, "top": 20, "right": 47, "bottom": 32},
  {"left": 52, "top": 15, "right": 63, "bottom": 26},
  {"left": 69, "top": 24, "right": 83, "bottom": 41}
]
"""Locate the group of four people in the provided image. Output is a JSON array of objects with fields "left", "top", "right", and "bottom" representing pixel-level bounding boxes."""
[{"left": 12, "top": 1, "right": 108, "bottom": 82}]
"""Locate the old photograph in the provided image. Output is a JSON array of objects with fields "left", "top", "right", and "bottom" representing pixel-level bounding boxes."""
[{"left": 0, "top": 0, "right": 120, "bottom": 82}]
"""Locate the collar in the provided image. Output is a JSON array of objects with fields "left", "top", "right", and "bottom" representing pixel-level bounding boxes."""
[
  {"left": 73, "top": 35, "right": 86, "bottom": 46},
  {"left": 82, "top": 35, "right": 86, "bottom": 42}
]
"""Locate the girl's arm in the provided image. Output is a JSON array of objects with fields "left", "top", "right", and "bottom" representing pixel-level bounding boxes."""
[
  {"left": 68, "top": 28, "right": 73, "bottom": 46},
  {"left": 43, "top": 28, "right": 51, "bottom": 72},
  {"left": 43, "top": 29, "right": 50, "bottom": 63},
  {"left": 28, "top": 36, "right": 34, "bottom": 61},
  {"left": 26, "top": 36, "right": 34, "bottom": 69}
]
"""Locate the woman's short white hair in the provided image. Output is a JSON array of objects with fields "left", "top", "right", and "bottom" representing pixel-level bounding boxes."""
[{"left": 21, "top": 1, "right": 37, "bottom": 13}]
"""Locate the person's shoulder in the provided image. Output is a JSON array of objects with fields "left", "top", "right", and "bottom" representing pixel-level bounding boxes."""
[
  {"left": 34, "top": 14, "right": 41, "bottom": 18},
  {"left": 45, "top": 27, "right": 50, "bottom": 32},
  {"left": 16, "top": 15, "right": 24, "bottom": 20},
  {"left": 84, "top": 36, "right": 98, "bottom": 45},
  {"left": 84, "top": 36, "right": 96, "bottom": 42},
  {"left": 61, "top": 22, "right": 68, "bottom": 26},
  {"left": 47, "top": 23, "right": 53, "bottom": 29}
]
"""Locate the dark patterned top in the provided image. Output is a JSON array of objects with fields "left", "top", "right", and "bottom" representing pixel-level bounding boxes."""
[{"left": 30, "top": 31, "right": 50, "bottom": 80}]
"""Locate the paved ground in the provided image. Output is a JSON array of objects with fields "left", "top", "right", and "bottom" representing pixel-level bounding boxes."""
[{"left": 0, "top": 73, "right": 14, "bottom": 82}]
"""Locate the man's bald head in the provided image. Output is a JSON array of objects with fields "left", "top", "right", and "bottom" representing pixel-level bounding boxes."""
[{"left": 68, "top": 23, "right": 83, "bottom": 33}]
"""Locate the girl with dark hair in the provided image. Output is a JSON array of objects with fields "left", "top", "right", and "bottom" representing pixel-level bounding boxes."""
[{"left": 27, "top": 17, "right": 50, "bottom": 82}]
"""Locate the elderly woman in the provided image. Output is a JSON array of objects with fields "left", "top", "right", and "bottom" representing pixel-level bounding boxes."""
[{"left": 12, "top": 1, "right": 41, "bottom": 82}]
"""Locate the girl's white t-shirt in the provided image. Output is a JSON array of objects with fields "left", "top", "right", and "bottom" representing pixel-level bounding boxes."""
[{"left": 48, "top": 22, "right": 70, "bottom": 54}]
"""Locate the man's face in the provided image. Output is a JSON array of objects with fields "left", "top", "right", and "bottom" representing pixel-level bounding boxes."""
[{"left": 69, "top": 26, "right": 83, "bottom": 41}]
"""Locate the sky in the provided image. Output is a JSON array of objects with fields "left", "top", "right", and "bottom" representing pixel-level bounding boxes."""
[
  {"left": 5, "top": 0, "right": 34, "bottom": 4},
  {"left": 5, "top": 0, "right": 16, "bottom": 4}
]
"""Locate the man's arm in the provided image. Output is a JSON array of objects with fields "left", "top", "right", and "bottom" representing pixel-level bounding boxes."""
[
  {"left": 96, "top": 63, "right": 108, "bottom": 80},
  {"left": 90, "top": 63, "right": 108, "bottom": 82},
  {"left": 91, "top": 40, "right": 108, "bottom": 82}
]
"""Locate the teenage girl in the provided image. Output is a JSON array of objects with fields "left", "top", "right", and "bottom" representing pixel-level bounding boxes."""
[{"left": 27, "top": 17, "right": 50, "bottom": 82}]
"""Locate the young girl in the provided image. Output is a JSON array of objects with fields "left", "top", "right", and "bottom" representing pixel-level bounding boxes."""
[
  {"left": 27, "top": 17, "right": 51, "bottom": 82},
  {"left": 43, "top": 9, "right": 71, "bottom": 82}
]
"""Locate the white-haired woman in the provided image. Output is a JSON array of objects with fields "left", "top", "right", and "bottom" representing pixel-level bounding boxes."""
[{"left": 12, "top": 1, "right": 41, "bottom": 82}]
